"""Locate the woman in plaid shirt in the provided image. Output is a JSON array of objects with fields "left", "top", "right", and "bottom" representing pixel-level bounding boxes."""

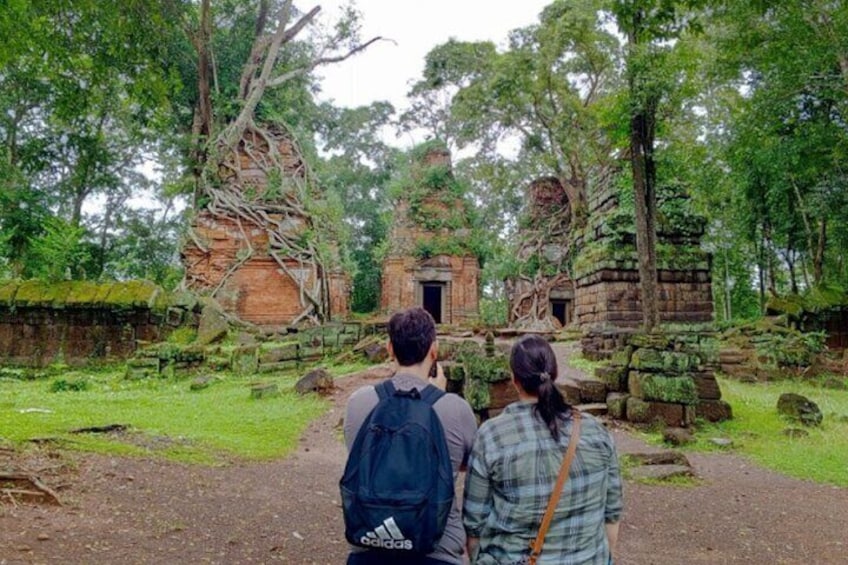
[{"left": 463, "top": 335, "right": 623, "bottom": 564}]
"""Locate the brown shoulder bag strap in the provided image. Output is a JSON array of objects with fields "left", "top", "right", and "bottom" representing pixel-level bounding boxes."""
[{"left": 528, "top": 410, "right": 582, "bottom": 565}]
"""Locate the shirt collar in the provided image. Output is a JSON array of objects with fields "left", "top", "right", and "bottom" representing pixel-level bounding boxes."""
[{"left": 391, "top": 371, "right": 429, "bottom": 391}]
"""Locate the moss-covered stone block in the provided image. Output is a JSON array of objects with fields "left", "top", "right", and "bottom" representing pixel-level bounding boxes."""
[
  {"left": 626, "top": 397, "right": 686, "bottom": 426},
  {"left": 0, "top": 280, "right": 20, "bottom": 306},
  {"left": 631, "top": 348, "right": 697, "bottom": 373},
  {"left": 14, "top": 280, "right": 53, "bottom": 306},
  {"left": 105, "top": 280, "right": 161, "bottom": 309},
  {"left": 596, "top": 365, "right": 627, "bottom": 392},
  {"left": 171, "top": 290, "right": 199, "bottom": 312},
  {"left": 196, "top": 301, "right": 229, "bottom": 346},
  {"left": 298, "top": 329, "right": 324, "bottom": 348},
  {"left": 610, "top": 346, "right": 634, "bottom": 367},
  {"left": 258, "top": 360, "right": 298, "bottom": 373},
  {"left": 205, "top": 356, "right": 231, "bottom": 371},
  {"left": 628, "top": 371, "right": 698, "bottom": 404},
  {"left": 259, "top": 342, "right": 299, "bottom": 364},
  {"left": 70, "top": 281, "right": 116, "bottom": 307},
  {"left": 232, "top": 345, "right": 259, "bottom": 376},
  {"left": 299, "top": 344, "right": 324, "bottom": 361},
  {"left": 696, "top": 399, "right": 732, "bottom": 422},
  {"left": 176, "top": 344, "right": 206, "bottom": 363},
  {"left": 125, "top": 358, "right": 160, "bottom": 380},
  {"left": 606, "top": 392, "right": 630, "bottom": 420},
  {"left": 250, "top": 382, "right": 279, "bottom": 399},
  {"left": 629, "top": 333, "right": 671, "bottom": 349}
]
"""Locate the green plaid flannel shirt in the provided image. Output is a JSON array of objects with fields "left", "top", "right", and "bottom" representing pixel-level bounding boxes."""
[{"left": 463, "top": 402, "right": 623, "bottom": 565}]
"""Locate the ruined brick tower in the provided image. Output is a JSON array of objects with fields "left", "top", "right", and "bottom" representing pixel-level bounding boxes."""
[
  {"left": 182, "top": 127, "right": 349, "bottom": 327},
  {"left": 380, "top": 144, "right": 480, "bottom": 324},
  {"left": 506, "top": 176, "right": 575, "bottom": 330},
  {"left": 574, "top": 180, "right": 713, "bottom": 358}
]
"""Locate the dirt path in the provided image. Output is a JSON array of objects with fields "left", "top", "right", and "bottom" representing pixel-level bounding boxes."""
[{"left": 2, "top": 367, "right": 847, "bottom": 564}]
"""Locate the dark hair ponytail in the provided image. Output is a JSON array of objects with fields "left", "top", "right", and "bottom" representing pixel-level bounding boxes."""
[{"left": 509, "top": 335, "right": 571, "bottom": 441}]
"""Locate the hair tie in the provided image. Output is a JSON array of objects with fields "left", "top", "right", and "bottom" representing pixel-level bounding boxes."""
[{"left": 538, "top": 371, "right": 551, "bottom": 382}]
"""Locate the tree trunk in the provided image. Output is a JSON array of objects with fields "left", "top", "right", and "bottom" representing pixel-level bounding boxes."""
[
  {"left": 630, "top": 112, "right": 660, "bottom": 331},
  {"left": 723, "top": 247, "right": 732, "bottom": 321},
  {"left": 627, "top": 11, "right": 660, "bottom": 332},
  {"left": 787, "top": 251, "right": 799, "bottom": 294},
  {"left": 191, "top": 0, "right": 214, "bottom": 203},
  {"left": 814, "top": 217, "right": 826, "bottom": 284}
]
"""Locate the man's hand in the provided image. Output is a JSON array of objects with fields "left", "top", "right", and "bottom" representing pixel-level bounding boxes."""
[{"left": 428, "top": 362, "right": 447, "bottom": 391}]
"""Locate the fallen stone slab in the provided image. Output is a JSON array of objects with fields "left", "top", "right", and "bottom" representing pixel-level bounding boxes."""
[
  {"left": 575, "top": 403, "right": 608, "bottom": 416},
  {"left": 628, "top": 464, "right": 694, "bottom": 482},
  {"left": 624, "top": 451, "right": 691, "bottom": 467}
]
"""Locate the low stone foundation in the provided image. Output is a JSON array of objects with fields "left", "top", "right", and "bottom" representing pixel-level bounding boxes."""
[
  {"left": 0, "top": 280, "right": 194, "bottom": 367},
  {"left": 599, "top": 331, "right": 732, "bottom": 426}
]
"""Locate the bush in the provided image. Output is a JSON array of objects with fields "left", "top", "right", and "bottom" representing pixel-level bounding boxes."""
[{"left": 49, "top": 377, "right": 90, "bottom": 392}]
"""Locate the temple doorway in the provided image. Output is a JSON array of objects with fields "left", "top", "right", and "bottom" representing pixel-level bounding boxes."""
[
  {"left": 550, "top": 298, "right": 572, "bottom": 326},
  {"left": 421, "top": 283, "right": 445, "bottom": 323}
]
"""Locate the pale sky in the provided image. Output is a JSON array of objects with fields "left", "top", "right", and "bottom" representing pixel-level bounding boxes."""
[{"left": 314, "top": 1, "right": 551, "bottom": 112}]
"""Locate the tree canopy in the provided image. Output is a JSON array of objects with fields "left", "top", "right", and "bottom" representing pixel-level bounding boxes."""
[{"left": 2, "top": 0, "right": 847, "bottom": 323}]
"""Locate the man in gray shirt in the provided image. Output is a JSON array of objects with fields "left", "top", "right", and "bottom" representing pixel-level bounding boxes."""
[{"left": 343, "top": 307, "right": 478, "bottom": 565}]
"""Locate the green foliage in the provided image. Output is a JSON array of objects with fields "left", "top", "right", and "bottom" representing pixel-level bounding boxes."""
[
  {"left": 479, "top": 296, "right": 508, "bottom": 328},
  {"left": 565, "top": 354, "right": 605, "bottom": 375},
  {"left": 49, "top": 377, "right": 91, "bottom": 393},
  {"left": 754, "top": 331, "right": 827, "bottom": 368},
  {"left": 167, "top": 327, "right": 198, "bottom": 346},
  {"left": 27, "top": 218, "right": 90, "bottom": 282}
]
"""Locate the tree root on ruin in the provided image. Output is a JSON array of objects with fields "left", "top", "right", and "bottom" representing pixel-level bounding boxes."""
[
  {"left": 186, "top": 121, "right": 330, "bottom": 326},
  {"left": 507, "top": 222, "right": 572, "bottom": 331},
  {"left": 0, "top": 472, "right": 62, "bottom": 506}
]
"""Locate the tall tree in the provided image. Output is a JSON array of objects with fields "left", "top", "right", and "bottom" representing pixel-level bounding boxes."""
[
  {"left": 611, "top": 0, "right": 705, "bottom": 330},
  {"left": 407, "top": 0, "right": 622, "bottom": 226},
  {"left": 0, "top": 0, "right": 182, "bottom": 280}
]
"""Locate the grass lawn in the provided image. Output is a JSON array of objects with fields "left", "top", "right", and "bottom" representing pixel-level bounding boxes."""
[
  {"left": 692, "top": 377, "right": 848, "bottom": 486},
  {"left": 0, "top": 367, "right": 329, "bottom": 464}
]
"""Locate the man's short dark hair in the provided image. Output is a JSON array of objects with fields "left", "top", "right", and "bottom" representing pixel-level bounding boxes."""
[{"left": 388, "top": 307, "right": 436, "bottom": 367}]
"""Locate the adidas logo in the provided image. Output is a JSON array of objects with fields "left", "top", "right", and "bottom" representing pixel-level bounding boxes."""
[{"left": 360, "top": 517, "right": 414, "bottom": 550}]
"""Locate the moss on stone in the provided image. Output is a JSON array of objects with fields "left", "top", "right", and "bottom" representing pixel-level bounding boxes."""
[
  {"left": 629, "top": 372, "right": 698, "bottom": 404},
  {"left": 14, "top": 280, "right": 51, "bottom": 305},
  {"left": 631, "top": 348, "right": 697, "bottom": 373},
  {"left": 0, "top": 280, "right": 21, "bottom": 306},
  {"left": 105, "top": 280, "right": 161, "bottom": 309},
  {"left": 66, "top": 281, "right": 114, "bottom": 306}
]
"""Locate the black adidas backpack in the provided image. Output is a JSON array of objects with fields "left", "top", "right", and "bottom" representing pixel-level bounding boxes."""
[{"left": 340, "top": 380, "right": 454, "bottom": 554}]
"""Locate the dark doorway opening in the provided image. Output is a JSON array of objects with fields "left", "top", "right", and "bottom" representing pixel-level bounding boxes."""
[
  {"left": 422, "top": 283, "right": 444, "bottom": 323},
  {"left": 550, "top": 299, "right": 571, "bottom": 326}
]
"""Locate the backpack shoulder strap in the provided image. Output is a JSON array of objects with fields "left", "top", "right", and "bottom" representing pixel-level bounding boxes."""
[
  {"left": 374, "top": 379, "right": 396, "bottom": 401},
  {"left": 419, "top": 383, "right": 445, "bottom": 407}
]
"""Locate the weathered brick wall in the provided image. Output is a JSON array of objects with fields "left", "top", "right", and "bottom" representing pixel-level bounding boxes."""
[
  {"left": 0, "top": 308, "right": 166, "bottom": 367},
  {"left": 575, "top": 270, "right": 713, "bottom": 327},
  {"left": 184, "top": 213, "right": 319, "bottom": 325},
  {"left": 183, "top": 131, "right": 350, "bottom": 327},
  {"left": 0, "top": 281, "right": 191, "bottom": 367},
  {"left": 327, "top": 271, "right": 351, "bottom": 322},
  {"left": 380, "top": 256, "right": 479, "bottom": 324}
]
